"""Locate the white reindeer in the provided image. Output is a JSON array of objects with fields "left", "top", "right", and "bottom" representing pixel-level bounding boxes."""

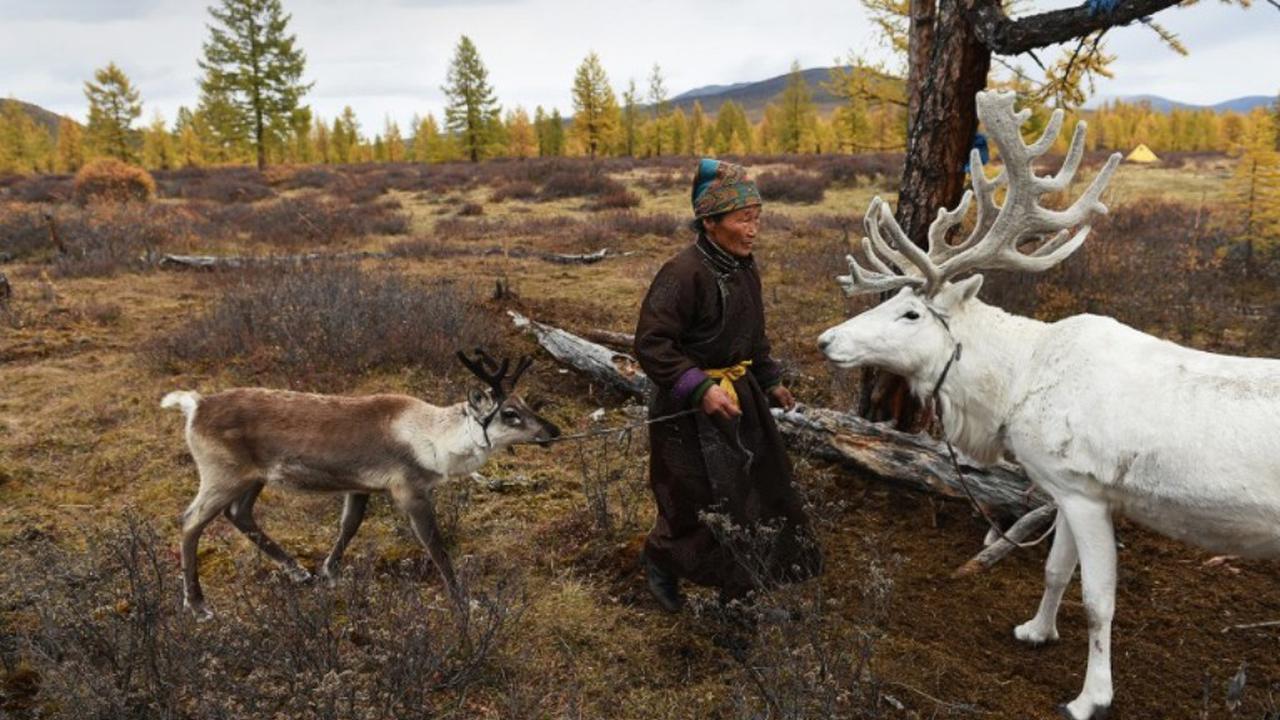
[
  {"left": 817, "top": 90, "right": 1280, "bottom": 719},
  {"left": 161, "top": 350, "right": 560, "bottom": 620}
]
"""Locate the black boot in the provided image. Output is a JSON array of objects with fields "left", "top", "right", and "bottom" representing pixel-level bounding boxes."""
[{"left": 644, "top": 554, "right": 683, "bottom": 613}]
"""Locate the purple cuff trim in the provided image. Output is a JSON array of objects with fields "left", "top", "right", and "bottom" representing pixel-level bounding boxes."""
[{"left": 672, "top": 367, "right": 710, "bottom": 403}]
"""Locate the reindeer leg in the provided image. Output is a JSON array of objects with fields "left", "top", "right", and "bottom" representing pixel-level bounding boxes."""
[
  {"left": 390, "top": 478, "right": 467, "bottom": 612},
  {"left": 1015, "top": 508, "right": 1076, "bottom": 645},
  {"left": 223, "top": 482, "right": 311, "bottom": 583},
  {"left": 320, "top": 492, "right": 370, "bottom": 583},
  {"left": 181, "top": 476, "right": 244, "bottom": 621},
  {"left": 1057, "top": 495, "right": 1116, "bottom": 720}
]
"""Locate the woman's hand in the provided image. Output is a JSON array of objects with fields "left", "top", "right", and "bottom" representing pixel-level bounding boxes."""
[
  {"left": 768, "top": 385, "right": 796, "bottom": 411},
  {"left": 700, "top": 384, "right": 742, "bottom": 420}
]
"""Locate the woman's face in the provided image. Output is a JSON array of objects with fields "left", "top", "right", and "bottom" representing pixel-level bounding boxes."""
[{"left": 705, "top": 205, "right": 762, "bottom": 258}]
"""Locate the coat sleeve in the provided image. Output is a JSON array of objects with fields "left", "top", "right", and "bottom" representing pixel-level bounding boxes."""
[{"left": 635, "top": 260, "right": 711, "bottom": 405}]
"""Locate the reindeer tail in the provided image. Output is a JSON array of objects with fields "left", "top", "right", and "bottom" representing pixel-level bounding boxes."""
[{"left": 161, "top": 390, "right": 202, "bottom": 420}]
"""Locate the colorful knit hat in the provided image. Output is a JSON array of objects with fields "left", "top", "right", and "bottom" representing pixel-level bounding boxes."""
[{"left": 691, "top": 158, "right": 762, "bottom": 219}]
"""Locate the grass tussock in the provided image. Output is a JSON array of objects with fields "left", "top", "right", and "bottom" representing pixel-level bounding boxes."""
[{"left": 147, "top": 264, "right": 505, "bottom": 387}]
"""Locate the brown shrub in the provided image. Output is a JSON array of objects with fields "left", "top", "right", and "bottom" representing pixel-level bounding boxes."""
[
  {"left": 590, "top": 188, "right": 641, "bottom": 211},
  {"left": 50, "top": 203, "right": 205, "bottom": 278},
  {"left": 0, "top": 173, "right": 75, "bottom": 203},
  {"left": 489, "top": 180, "right": 539, "bottom": 202},
  {"left": 755, "top": 170, "right": 827, "bottom": 204},
  {"left": 147, "top": 264, "right": 505, "bottom": 387},
  {"left": 73, "top": 158, "right": 156, "bottom": 204},
  {"left": 457, "top": 202, "right": 485, "bottom": 216},
  {"left": 0, "top": 205, "right": 53, "bottom": 261},
  {"left": 599, "top": 210, "right": 680, "bottom": 238},
  {"left": 196, "top": 196, "right": 409, "bottom": 248},
  {"left": 164, "top": 167, "right": 276, "bottom": 203},
  {"left": 538, "top": 166, "right": 625, "bottom": 201},
  {"left": 0, "top": 515, "right": 525, "bottom": 720}
]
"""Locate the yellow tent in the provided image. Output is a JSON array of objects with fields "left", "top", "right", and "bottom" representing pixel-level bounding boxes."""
[{"left": 1125, "top": 144, "right": 1159, "bottom": 163}]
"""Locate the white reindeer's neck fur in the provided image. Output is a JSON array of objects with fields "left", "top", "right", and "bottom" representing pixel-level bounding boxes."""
[{"left": 921, "top": 298, "right": 1048, "bottom": 465}]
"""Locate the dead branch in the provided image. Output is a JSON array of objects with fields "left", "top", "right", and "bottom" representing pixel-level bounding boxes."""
[
  {"left": 951, "top": 503, "right": 1057, "bottom": 578},
  {"left": 157, "top": 251, "right": 392, "bottom": 270}
]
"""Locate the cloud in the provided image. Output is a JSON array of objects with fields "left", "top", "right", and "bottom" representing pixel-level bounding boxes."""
[{"left": 0, "top": 0, "right": 165, "bottom": 23}]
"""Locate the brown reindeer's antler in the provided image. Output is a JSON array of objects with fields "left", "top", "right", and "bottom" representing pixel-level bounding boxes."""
[
  {"left": 456, "top": 348, "right": 533, "bottom": 396},
  {"left": 837, "top": 91, "right": 1123, "bottom": 298}
]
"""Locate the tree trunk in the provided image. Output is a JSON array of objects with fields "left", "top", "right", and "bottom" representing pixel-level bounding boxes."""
[
  {"left": 864, "top": 0, "right": 990, "bottom": 427},
  {"left": 896, "top": 0, "right": 990, "bottom": 249}
]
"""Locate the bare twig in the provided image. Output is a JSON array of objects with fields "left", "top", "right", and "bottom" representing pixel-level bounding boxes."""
[{"left": 1221, "top": 620, "right": 1280, "bottom": 634}]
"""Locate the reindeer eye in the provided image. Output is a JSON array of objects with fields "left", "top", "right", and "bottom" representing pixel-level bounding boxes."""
[
  {"left": 501, "top": 408, "right": 522, "bottom": 423},
  {"left": 902, "top": 310, "right": 921, "bottom": 321}
]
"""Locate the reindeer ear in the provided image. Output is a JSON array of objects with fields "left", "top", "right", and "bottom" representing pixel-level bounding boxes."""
[
  {"left": 936, "top": 274, "right": 984, "bottom": 309},
  {"left": 467, "top": 389, "right": 490, "bottom": 412}
]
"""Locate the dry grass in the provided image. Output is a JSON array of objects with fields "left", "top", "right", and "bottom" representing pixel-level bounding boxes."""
[{"left": 2, "top": 155, "right": 1278, "bottom": 719}]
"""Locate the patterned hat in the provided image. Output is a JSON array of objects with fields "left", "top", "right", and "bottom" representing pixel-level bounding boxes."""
[{"left": 691, "top": 158, "right": 762, "bottom": 219}]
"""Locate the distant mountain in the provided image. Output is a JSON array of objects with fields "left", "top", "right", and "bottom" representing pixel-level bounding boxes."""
[
  {"left": 2, "top": 99, "right": 72, "bottom": 136},
  {"left": 1085, "top": 93, "right": 1273, "bottom": 114},
  {"left": 669, "top": 66, "right": 900, "bottom": 121},
  {"left": 672, "top": 82, "right": 754, "bottom": 102},
  {"left": 1211, "top": 95, "right": 1275, "bottom": 113},
  {"left": 671, "top": 73, "right": 1272, "bottom": 120}
]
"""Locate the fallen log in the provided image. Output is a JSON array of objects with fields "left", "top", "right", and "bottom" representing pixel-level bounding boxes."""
[
  {"left": 951, "top": 503, "right": 1058, "bottom": 578},
  {"left": 508, "top": 310, "right": 651, "bottom": 400},
  {"left": 158, "top": 250, "right": 392, "bottom": 270},
  {"left": 578, "top": 328, "right": 636, "bottom": 349},
  {"left": 510, "top": 312, "right": 1045, "bottom": 518},
  {"left": 776, "top": 405, "right": 1045, "bottom": 516}
]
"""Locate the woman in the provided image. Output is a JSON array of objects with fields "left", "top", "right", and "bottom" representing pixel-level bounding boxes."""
[{"left": 634, "top": 159, "right": 821, "bottom": 612}]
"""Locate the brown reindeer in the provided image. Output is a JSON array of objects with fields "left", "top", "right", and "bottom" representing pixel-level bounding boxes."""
[{"left": 162, "top": 350, "right": 560, "bottom": 620}]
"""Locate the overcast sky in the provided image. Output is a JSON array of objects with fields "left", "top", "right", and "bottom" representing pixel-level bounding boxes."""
[{"left": 1, "top": 0, "right": 1276, "bottom": 132}]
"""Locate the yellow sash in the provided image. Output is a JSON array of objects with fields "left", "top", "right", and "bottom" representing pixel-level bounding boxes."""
[{"left": 704, "top": 360, "right": 752, "bottom": 408}]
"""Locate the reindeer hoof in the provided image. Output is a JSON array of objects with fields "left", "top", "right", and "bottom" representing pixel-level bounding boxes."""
[
  {"left": 185, "top": 601, "right": 215, "bottom": 622},
  {"left": 319, "top": 564, "right": 341, "bottom": 586},
  {"left": 1057, "top": 702, "right": 1110, "bottom": 720},
  {"left": 285, "top": 566, "right": 313, "bottom": 584},
  {"left": 1014, "top": 621, "right": 1058, "bottom": 645}
]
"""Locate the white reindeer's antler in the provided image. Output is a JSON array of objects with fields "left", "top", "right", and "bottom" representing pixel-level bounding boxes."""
[{"left": 836, "top": 90, "right": 1123, "bottom": 298}]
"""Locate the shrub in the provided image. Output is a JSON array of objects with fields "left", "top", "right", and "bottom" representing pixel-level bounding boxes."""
[
  {"left": 1, "top": 173, "right": 75, "bottom": 203},
  {"left": 754, "top": 170, "right": 827, "bottom": 204},
  {"left": 73, "top": 158, "right": 156, "bottom": 204},
  {"left": 196, "top": 196, "right": 410, "bottom": 247},
  {"left": 147, "top": 264, "right": 506, "bottom": 386},
  {"left": 600, "top": 210, "right": 680, "bottom": 238},
  {"left": 0, "top": 205, "right": 53, "bottom": 261},
  {"left": 0, "top": 515, "right": 525, "bottom": 720},
  {"left": 275, "top": 165, "right": 346, "bottom": 191},
  {"left": 590, "top": 188, "right": 641, "bottom": 211},
  {"left": 489, "top": 180, "right": 539, "bottom": 202},
  {"left": 173, "top": 167, "right": 275, "bottom": 203},
  {"left": 539, "top": 167, "right": 625, "bottom": 200},
  {"left": 457, "top": 202, "right": 485, "bottom": 216},
  {"left": 50, "top": 203, "right": 203, "bottom": 277}
]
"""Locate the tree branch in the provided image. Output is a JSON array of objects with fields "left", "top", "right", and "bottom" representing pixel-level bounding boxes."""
[{"left": 969, "top": 0, "right": 1186, "bottom": 55}]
